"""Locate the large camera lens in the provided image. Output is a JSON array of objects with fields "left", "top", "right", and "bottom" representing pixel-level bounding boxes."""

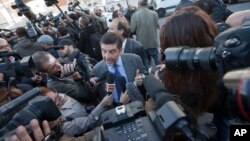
[
  {"left": 0, "top": 96, "right": 61, "bottom": 136},
  {"left": 164, "top": 47, "right": 216, "bottom": 71}
]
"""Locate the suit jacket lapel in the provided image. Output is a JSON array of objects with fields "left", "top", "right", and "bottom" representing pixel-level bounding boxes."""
[
  {"left": 124, "top": 38, "right": 131, "bottom": 53},
  {"left": 121, "top": 55, "right": 134, "bottom": 82}
]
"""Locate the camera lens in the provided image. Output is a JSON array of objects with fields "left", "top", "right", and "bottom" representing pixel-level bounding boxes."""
[{"left": 164, "top": 47, "right": 216, "bottom": 71}]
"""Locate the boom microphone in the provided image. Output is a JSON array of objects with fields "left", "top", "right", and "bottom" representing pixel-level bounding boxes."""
[{"left": 143, "top": 74, "right": 195, "bottom": 141}]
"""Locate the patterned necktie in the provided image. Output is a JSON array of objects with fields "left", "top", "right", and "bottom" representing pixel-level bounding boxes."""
[{"left": 114, "top": 64, "right": 122, "bottom": 100}]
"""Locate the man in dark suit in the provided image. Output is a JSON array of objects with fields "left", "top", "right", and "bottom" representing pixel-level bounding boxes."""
[
  {"left": 90, "top": 32, "right": 146, "bottom": 106},
  {"left": 108, "top": 17, "right": 145, "bottom": 66}
]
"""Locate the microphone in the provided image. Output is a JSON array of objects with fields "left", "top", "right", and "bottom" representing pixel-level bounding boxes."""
[
  {"left": 143, "top": 74, "right": 195, "bottom": 141},
  {"left": 119, "top": 76, "right": 127, "bottom": 93},
  {"left": 96, "top": 71, "right": 109, "bottom": 83},
  {"left": 106, "top": 72, "right": 115, "bottom": 95}
]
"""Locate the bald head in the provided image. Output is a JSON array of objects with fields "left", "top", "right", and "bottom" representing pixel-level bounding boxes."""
[
  {"left": 108, "top": 17, "right": 130, "bottom": 38},
  {"left": 226, "top": 10, "right": 250, "bottom": 27},
  {"left": 0, "top": 38, "right": 11, "bottom": 52},
  {"left": 0, "top": 38, "right": 7, "bottom": 45}
]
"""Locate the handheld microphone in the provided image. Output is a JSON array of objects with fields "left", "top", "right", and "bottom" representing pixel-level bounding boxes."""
[
  {"left": 143, "top": 74, "right": 195, "bottom": 141},
  {"left": 96, "top": 71, "right": 108, "bottom": 84},
  {"left": 119, "top": 76, "right": 127, "bottom": 93},
  {"left": 106, "top": 72, "right": 115, "bottom": 95}
]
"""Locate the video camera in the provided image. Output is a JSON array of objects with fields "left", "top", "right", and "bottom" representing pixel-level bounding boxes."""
[
  {"left": 0, "top": 51, "right": 36, "bottom": 83},
  {"left": 44, "top": 0, "right": 58, "bottom": 7},
  {"left": 11, "top": 0, "right": 37, "bottom": 22},
  {"left": 68, "top": 0, "right": 80, "bottom": 11},
  {"left": 0, "top": 88, "right": 61, "bottom": 140},
  {"left": 163, "top": 20, "right": 250, "bottom": 121}
]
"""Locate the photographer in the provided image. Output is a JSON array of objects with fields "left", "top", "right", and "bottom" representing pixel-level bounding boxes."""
[
  {"left": 93, "top": 7, "right": 108, "bottom": 34},
  {"left": 159, "top": 6, "right": 228, "bottom": 140},
  {"left": 37, "top": 35, "right": 59, "bottom": 58},
  {"left": 12, "top": 27, "right": 43, "bottom": 58},
  {"left": 38, "top": 87, "right": 112, "bottom": 136},
  {"left": 32, "top": 51, "right": 97, "bottom": 104},
  {"left": 58, "top": 15, "right": 79, "bottom": 42},
  {"left": 56, "top": 39, "right": 94, "bottom": 81},
  {"left": 0, "top": 38, "right": 16, "bottom": 62},
  {"left": 78, "top": 14, "right": 98, "bottom": 58},
  {"left": 0, "top": 38, "right": 43, "bottom": 91},
  {"left": 40, "top": 22, "right": 58, "bottom": 39}
]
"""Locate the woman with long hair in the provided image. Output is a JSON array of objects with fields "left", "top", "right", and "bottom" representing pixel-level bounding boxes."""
[{"left": 159, "top": 6, "right": 229, "bottom": 140}]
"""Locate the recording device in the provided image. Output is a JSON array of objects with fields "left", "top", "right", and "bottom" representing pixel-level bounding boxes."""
[
  {"left": 143, "top": 74, "right": 195, "bottom": 141},
  {"left": 0, "top": 29, "right": 15, "bottom": 39},
  {"left": 26, "top": 22, "right": 37, "bottom": 38},
  {"left": 101, "top": 101, "right": 161, "bottom": 141},
  {"left": 163, "top": 19, "right": 250, "bottom": 121},
  {"left": 216, "top": 22, "right": 230, "bottom": 33},
  {"left": 0, "top": 88, "right": 41, "bottom": 128},
  {"left": 164, "top": 20, "right": 250, "bottom": 77},
  {"left": 106, "top": 72, "right": 115, "bottom": 95},
  {"left": 96, "top": 71, "right": 108, "bottom": 84},
  {"left": 12, "top": 0, "right": 37, "bottom": 21},
  {"left": 120, "top": 76, "right": 126, "bottom": 93},
  {"left": 0, "top": 95, "right": 61, "bottom": 140},
  {"left": 44, "top": 0, "right": 58, "bottom": 7},
  {"left": 100, "top": 74, "right": 195, "bottom": 141},
  {"left": 223, "top": 68, "right": 250, "bottom": 121},
  {"left": 0, "top": 52, "right": 36, "bottom": 82},
  {"left": 68, "top": 0, "right": 81, "bottom": 11}
]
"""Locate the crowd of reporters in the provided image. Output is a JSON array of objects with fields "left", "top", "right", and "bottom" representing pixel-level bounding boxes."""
[{"left": 0, "top": 0, "right": 250, "bottom": 140}]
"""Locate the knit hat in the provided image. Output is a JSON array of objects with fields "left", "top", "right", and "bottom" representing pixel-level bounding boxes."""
[{"left": 37, "top": 35, "right": 54, "bottom": 45}]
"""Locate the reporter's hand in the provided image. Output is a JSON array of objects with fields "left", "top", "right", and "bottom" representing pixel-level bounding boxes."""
[
  {"left": 134, "top": 69, "right": 143, "bottom": 86},
  {"left": 120, "top": 91, "right": 130, "bottom": 104},
  {"left": 100, "top": 94, "right": 113, "bottom": 108},
  {"left": 11, "top": 119, "right": 51, "bottom": 141},
  {"left": 90, "top": 77, "right": 98, "bottom": 86}
]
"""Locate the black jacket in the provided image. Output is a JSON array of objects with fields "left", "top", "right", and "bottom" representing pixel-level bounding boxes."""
[{"left": 78, "top": 24, "right": 96, "bottom": 58}]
